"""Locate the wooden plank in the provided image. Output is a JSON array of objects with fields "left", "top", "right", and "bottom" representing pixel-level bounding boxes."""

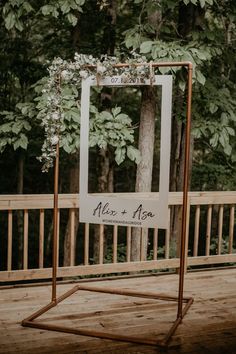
[
  {"left": 84, "top": 223, "right": 89, "bottom": 265},
  {"left": 7, "top": 210, "right": 13, "bottom": 271},
  {"left": 113, "top": 225, "right": 118, "bottom": 263},
  {"left": 0, "top": 194, "right": 79, "bottom": 210},
  {"left": 99, "top": 224, "right": 104, "bottom": 264},
  {"left": 229, "top": 205, "right": 235, "bottom": 253},
  {"left": 126, "top": 227, "right": 131, "bottom": 262},
  {"left": 217, "top": 205, "right": 224, "bottom": 255},
  {"left": 69, "top": 209, "right": 75, "bottom": 266},
  {"left": 140, "top": 228, "right": 147, "bottom": 261},
  {"left": 1, "top": 269, "right": 236, "bottom": 354},
  {"left": 23, "top": 210, "right": 29, "bottom": 270},
  {"left": 184, "top": 199, "right": 190, "bottom": 272},
  {"left": 1, "top": 254, "right": 236, "bottom": 282},
  {"left": 0, "top": 191, "right": 235, "bottom": 210},
  {"left": 165, "top": 208, "right": 170, "bottom": 259},
  {"left": 205, "top": 205, "right": 212, "bottom": 256},
  {"left": 39, "top": 209, "right": 44, "bottom": 268},
  {"left": 193, "top": 205, "right": 200, "bottom": 257},
  {"left": 153, "top": 228, "right": 158, "bottom": 261}
]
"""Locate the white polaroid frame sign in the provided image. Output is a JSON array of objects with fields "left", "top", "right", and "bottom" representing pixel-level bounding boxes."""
[{"left": 79, "top": 75, "right": 172, "bottom": 229}]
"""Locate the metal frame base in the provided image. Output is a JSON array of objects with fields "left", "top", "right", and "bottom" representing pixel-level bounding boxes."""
[{"left": 22, "top": 284, "right": 193, "bottom": 348}]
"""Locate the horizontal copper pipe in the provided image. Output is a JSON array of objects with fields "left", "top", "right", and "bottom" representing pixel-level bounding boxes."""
[
  {"left": 86, "top": 61, "right": 193, "bottom": 69},
  {"left": 22, "top": 301, "right": 56, "bottom": 323},
  {"left": 77, "top": 284, "right": 190, "bottom": 303},
  {"left": 23, "top": 320, "right": 166, "bottom": 347}
]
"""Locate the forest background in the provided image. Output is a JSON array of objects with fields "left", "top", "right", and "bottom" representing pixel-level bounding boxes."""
[{"left": 0, "top": 0, "right": 236, "bottom": 269}]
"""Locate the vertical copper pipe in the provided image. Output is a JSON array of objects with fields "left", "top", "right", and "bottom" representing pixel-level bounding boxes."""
[
  {"left": 52, "top": 143, "right": 59, "bottom": 302},
  {"left": 177, "top": 64, "right": 193, "bottom": 318}
]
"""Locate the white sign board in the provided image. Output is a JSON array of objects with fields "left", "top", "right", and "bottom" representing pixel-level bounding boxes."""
[{"left": 79, "top": 75, "right": 172, "bottom": 229}]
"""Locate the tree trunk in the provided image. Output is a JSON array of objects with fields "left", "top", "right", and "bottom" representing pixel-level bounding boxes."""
[
  {"left": 131, "top": 87, "right": 156, "bottom": 261},
  {"left": 93, "top": 148, "right": 114, "bottom": 263},
  {"left": 63, "top": 152, "right": 80, "bottom": 266},
  {"left": 93, "top": 0, "right": 117, "bottom": 264},
  {"left": 17, "top": 149, "right": 24, "bottom": 269}
]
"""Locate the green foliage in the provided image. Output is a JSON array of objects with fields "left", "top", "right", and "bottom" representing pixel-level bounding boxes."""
[
  {"left": 192, "top": 81, "right": 236, "bottom": 160},
  {"left": 210, "top": 235, "right": 235, "bottom": 255},
  {"left": 182, "top": 0, "right": 214, "bottom": 6},
  {"left": 0, "top": 0, "right": 236, "bottom": 193},
  {"left": 2, "top": 0, "right": 85, "bottom": 32},
  {"left": 90, "top": 106, "right": 141, "bottom": 165},
  {"left": 0, "top": 103, "right": 34, "bottom": 152}
]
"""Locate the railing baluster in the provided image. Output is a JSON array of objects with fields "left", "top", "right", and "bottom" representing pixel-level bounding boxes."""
[
  {"left": 126, "top": 226, "right": 131, "bottom": 262},
  {"left": 99, "top": 224, "right": 104, "bottom": 264},
  {"left": 206, "top": 205, "right": 212, "bottom": 256},
  {"left": 218, "top": 205, "right": 224, "bottom": 255},
  {"left": 229, "top": 205, "right": 235, "bottom": 254},
  {"left": 113, "top": 225, "right": 118, "bottom": 263},
  {"left": 153, "top": 228, "right": 158, "bottom": 260},
  {"left": 23, "top": 210, "right": 29, "bottom": 270},
  {"left": 84, "top": 223, "right": 89, "bottom": 265},
  {"left": 7, "top": 210, "right": 13, "bottom": 271},
  {"left": 185, "top": 200, "right": 191, "bottom": 272},
  {"left": 69, "top": 209, "right": 75, "bottom": 266},
  {"left": 193, "top": 205, "right": 200, "bottom": 257},
  {"left": 165, "top": 207, "right": 170, "bottom": 259},
  {"left": 140, "top": 228, "right": 147, "bottom": 261},
  {"left": 39, "top": 209, "right": 44, "bottom": 268}
]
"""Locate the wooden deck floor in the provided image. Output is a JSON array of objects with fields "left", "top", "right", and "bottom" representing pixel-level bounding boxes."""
[{"left": 0, "top": 268, "right": 236, "bottom": 354}]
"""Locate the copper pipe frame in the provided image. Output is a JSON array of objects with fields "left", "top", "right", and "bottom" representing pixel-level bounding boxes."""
[{"left": 22, "top": 61, "right": 193, "bottom": 348}]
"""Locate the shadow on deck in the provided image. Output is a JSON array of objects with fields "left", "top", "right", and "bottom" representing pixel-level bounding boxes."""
[{"left": 0, "top": 268, "right": 236, "bottom": 354}]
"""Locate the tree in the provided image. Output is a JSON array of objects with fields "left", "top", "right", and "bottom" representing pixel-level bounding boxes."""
[{"left": 0, "top": 0, "right": 235, "bottom": 268}]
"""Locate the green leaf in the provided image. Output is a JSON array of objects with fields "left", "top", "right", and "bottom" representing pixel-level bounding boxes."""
[
  {"left": 225, "top": 127, "right": 235, "bottom": 136},
  {"left": 23, "top": 2, "right": 34, "bottom": 13},
  {"left": 140, "top": 41, "right": 153, "bottom": 54},
  {"left": 127, "top": 146, "right": 141, "bottom": 164},
  {"left": 13, "top": 134, "right": 28, "bottom": 150},
  {"left": 179, "top": 80, "right": 186, "bottom": 92},
  {"left": 210, "top": 133, "right": 218, "bottom": 147},
  {"left": 115, "top": 147, "right": 125, "bottom": 165},
  {"left": 199, "top": 0, "right": 205, "bottom": 8},
  {"left": 15, "top": 18, "right": 24, "bottom": 31},
  {"left": 67, "top": 13, "right": 78, "bottom": 26},
  {"left": 75, "top": 0, "right": 85, "bottom": 5},
  {"left": 224, "top": 144, "right": 232, "bottom": 156},
  {"left": 100, "top": 111, "right": 112, "bottom": 121},
  {"left": 41, "top": 5, "right": 54, "bottom": 15},
  {"left": 0, "top": 123, "right": 12, "bottom": 133},
  {"left": 209, "top": 103, "right": 218, "bottom": 114},
  {"left": 196, "top": 71, "right": 206, "bottom": 86},
  {"left": 5, "top": 12, "right": 16, "bottom": 30},
  {"left": 112, "top": 106, "right": 121, "bottom": 117}
]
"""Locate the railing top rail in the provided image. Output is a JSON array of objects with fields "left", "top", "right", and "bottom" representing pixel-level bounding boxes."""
[{"left": 0, "top": 191, "right": 236, "bottom": 210}]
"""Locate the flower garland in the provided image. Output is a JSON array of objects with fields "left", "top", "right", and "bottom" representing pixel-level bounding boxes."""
[{"left": 38, "top": 53, "right": 153, "bottom": 172}]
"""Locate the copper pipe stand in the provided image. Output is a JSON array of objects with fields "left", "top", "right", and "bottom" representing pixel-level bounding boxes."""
[
  {"left": 22, "top": 61, "right": 193, "bottom": 350},
  {"left": 22, "top": 284, "right": 193, "bottom": 348}
]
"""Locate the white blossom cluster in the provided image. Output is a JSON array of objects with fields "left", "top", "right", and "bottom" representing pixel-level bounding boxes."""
[{"left": 38, "top": 53, "right": 149, "bottom": 172}]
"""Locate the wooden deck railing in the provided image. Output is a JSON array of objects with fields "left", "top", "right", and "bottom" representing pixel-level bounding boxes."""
[{"left": 0, "top": 192, "right": 235, "bottom": 282}]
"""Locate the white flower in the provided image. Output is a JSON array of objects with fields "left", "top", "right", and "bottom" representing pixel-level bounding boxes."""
[
  {"left": 79, "top": 70, "right": 88, "bottom": 79},
  {"left": 51, "top": 112, "right": 60, "bottom": 120},
  {"left": 61, "top": 70, "right": 69, "bottom": 80},
  {"left": 50, "top": 136, "right": 59, "bottom": 145},
  {"left": 97, "top": 64, "right": 106, "bottom": 74}
]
